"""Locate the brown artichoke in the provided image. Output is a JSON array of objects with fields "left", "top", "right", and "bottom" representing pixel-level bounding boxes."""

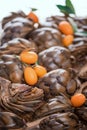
[
  {"left": 0, "top": 54, "right": 23, "bottom": 83},
  {"left": 1, "top": 11, "right": 34, "bottom": 44},
  {"left": 35, "top": 94, "right": 72, "bottom": 118},
  {"left": 0, "top": 111, "right": 26, "bottom": 129},
  {"left": 28, "top": 27, "right": 62, "bottom": 53},
  {"left": 0, "top": 38, "right": 37, "bottom": 56},
  {"left": 69, "top": 42, "right": 87, "bottom": 71},
  {"left": 39, "top": 112, "right": 79, "bottom": 130},
  {"left": 78, "top": 64, "right": 87, "bottom": 81},
  {"left": 0, "top": 77, "right": 44, "bottom": 121},
  {"left": 38, "top": 46, "right": 73, "bottom": 72},
  {"left": 42, "top": 15, "right": 66, "bottom": 29},
  {"left": 2, "top": 11, "right": 27, "bottom": 28},
  {"left": 37, "top": 69, "right": 78, "bottom": 99}
]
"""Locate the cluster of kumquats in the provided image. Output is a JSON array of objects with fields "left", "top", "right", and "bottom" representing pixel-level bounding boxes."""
[
  {"left": 20, "top": 49, "right": 86, "bottom": 108},
  {"left": 20, "top": 49, "right": 47, "bottom": 86},
  {"left": 23, "top": 6, "right": 86, "bottom": 109},
  {"left": 58, "top": 21, "right": 87, "bottom": 107},
  {"left": 58, "top": 21, "right": 74, "bottom": 47},
  {"left": 22, "top": 9, "right": 86, "bottom": 108}
]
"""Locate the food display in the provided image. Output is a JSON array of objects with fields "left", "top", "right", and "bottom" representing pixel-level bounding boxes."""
[{"left": 0, "top": 0, "right": 87, "bottom": 129}]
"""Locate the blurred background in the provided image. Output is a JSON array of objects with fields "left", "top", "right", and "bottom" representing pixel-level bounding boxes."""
[{"left": 0, "top": 0, "right": 87, "bottom": 21}]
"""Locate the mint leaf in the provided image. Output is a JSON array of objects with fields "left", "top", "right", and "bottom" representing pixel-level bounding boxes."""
[
  {"left": 68, "top": 17, "right": 78, "bottom": 32},
  {"left": 56, "top": 5, "right": 75, "bottom": 15},
  {"left": 75, "top": 31, "right": 87, "bottom": 37},
  {"left": 66, "top": 0, "right": 75, "bottom": 14},
  {"left": 31, "top": 8, "right": 37, "bottom": 12},
  {"left": 56, "top": 0, "right": 76, "bottom": 16},
  {"left": 56, "top": 5, "right": 68, "bottom": 15}
]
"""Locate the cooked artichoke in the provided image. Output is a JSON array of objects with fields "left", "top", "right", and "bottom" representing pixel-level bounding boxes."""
[
  {"left": 0, "top": 77, "right": 44, "bottom": 122},
  {"left": 38, "top": 46, "right": 73, "bottom": 72}
]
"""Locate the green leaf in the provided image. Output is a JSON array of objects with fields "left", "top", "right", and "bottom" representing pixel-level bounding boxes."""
[
  {"left": 30, "top": 8, "right": 37, "bottom": 12},
  {"left": 68, "top": 17, "right": 78, "bottom": 32},
  {"left": 66, "top": 0, "right": 75, "bottom": 14},
  {"left": 56, "top": 5, "right": 75, "bottom": 15},
  {"left": 57, "top": 5, "right": 68, "bottom": 15},
  {"left": 75, "top": 31, "right": 87, "bottom": 37}
]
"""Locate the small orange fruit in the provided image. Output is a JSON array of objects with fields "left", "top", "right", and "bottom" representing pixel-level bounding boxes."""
[
  {"left": 24, "top": 66, "right": 38, "bottom": 85},
  {"left": 62, "top": 35, "right": 74, "bottom": 47},
  {"left": 27, "top": 12, "right": 39, "bottom": 23},
  {"left": 20, "top": 51, "right": 38, "bottom": 64},
  {"left": 59, "top": 21, "right": 74, "bottom": 35},
  {"left": 33, "top": 65, "right": 47, "bottom": 78},
  {"left": 71, "top": 93, "right": 86, "bottom": 107}
]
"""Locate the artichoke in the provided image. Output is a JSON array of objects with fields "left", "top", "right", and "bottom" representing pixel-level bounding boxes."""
[
  {"left": 0, "top": 54, "right": 23, "bottom": 83},
  {"left": 38, "top": 46, "right": 73, "bottom": 72},
  {"left": 0, "top": 111, "right": 26, "bottom": 129},
  {"left": 0, "top": 77, "right": 44, "bottom": 121},
  {"left": 1, "top": 11, "right": 34, "bottom": 44},
  {"left": 29, "top": 27, "right": 62, "bottom": 53},
  {"left": 37, "top": 69, "right": 78, "bottom": 99},
  {"left": 39, "top": 112, "right": 79, "bottom": 130},
  {"left": 35, "top": 94, "right": 72, "bottom": 118},
  {"left": 0, "top": 38, "right": 37, "bottom": 55}
]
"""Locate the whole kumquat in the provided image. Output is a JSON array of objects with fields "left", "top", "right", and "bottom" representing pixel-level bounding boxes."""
[
  {"left": 62, "top": 35, "right": 74, "bottom": 47},
  {"left": 24, "top": 66, "right": 38, "bottom": 85},
  {"left": 59, "top": 21, "right": 74, "bottom": 35},
  {"left": 33, "top": 65, "right": 47, "bottom": 78},
  {"left": 20, "top": 51, "right": 38, "bottom": 64},
  {"left": 71, "top": 93, "right": 86, "bottom": 107},
  {"left": 27, "top": 12, "right": 39, "bottom": 23}
]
